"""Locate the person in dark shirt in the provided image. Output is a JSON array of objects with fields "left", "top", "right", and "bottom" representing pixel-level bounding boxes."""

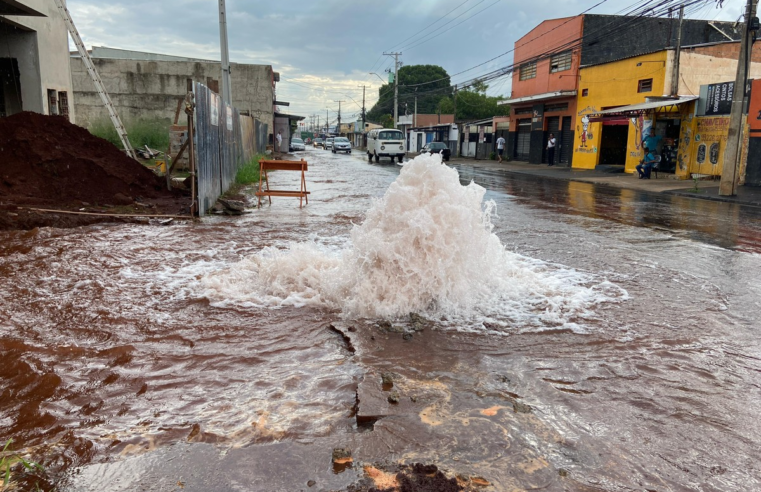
[
  {"left": 642, "top": 128, "right": 662, "bottom": 154},
  {"left": 636, "top": 147, "right": 658, "bottom": 179}
]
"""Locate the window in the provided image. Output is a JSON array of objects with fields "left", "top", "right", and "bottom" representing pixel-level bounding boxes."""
[
  {"left": 58, "top": 91, "right": 70, "bottom": 120},
  {"left": 47, "top": 89, "right": 58, "bottom": 115},
  {"left": 514, "top": 107, "right": 533, "bottom": 115},
  {"left": 519, "top": 61, "right": 537, "bottom": 81},
  {"left": 638, "top": 78, "right": 653, "bottom": 93},
  {"left": 550, "top": 51, "right": 572, "bottom": 73},
  {"left": 582, "top": 88, "right": 589, "bottom": 97}
]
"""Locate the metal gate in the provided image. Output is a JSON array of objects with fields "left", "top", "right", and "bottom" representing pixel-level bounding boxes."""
[
  {"left": 515, "top": 119, "right": 531, "bottom": 161},
  {"left": 560, "top": 117, "right": 572, "bottom": 164}
]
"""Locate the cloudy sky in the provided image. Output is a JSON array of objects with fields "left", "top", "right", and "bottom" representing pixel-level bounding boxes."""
[{"left": 68, "top": 0, "right": 745, "bottom": 122}]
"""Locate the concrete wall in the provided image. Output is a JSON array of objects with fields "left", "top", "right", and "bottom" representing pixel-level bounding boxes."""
[
  {"left": 71, "top": 55, "right": 274, "bottom": 133},
  {"left": 0, "top": 0, "right": 75, "bottom": 120},
  {"left": 678, "top": 43, "right": 761, "bottom": 96}
]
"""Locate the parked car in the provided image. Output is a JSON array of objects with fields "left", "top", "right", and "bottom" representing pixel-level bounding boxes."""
[
  {"left": 314, "top": 138, "right": 324, "bottom": 148},
  {"left": 332, "top": 137, "right": 351, "bottom": 154},
  {"left": 420, "top": 141, "right": 451, "bottom": 161},
  {"left": 290, "top": 138, "right": 305, "bottom": 152},
  {"left": 325, "top": 137, "right": 335, "bottom": 150}
]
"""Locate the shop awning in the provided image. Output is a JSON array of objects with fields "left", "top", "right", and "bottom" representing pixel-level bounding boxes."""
[
  {"left": 588, "top": 96, "right": 698, "bottom": 122},
  {"left": 499, "top": 90, "right": 577, "bottom": 106}
]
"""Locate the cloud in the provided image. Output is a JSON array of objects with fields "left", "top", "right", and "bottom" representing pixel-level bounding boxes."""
[{"left": 67, "top": 0, "right": 747, "bottom": 117}]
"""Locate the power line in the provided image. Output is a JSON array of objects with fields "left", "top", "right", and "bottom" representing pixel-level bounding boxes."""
[{"left": 402, "top": 0, "right": 502, "bottom": 52}]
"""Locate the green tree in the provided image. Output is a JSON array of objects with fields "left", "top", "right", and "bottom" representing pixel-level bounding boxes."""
[
  {"left": 380, "top": 114, "right": 395, "bottom": 129},
  {"left": 367, "top": 65, "right": 451, "bottom": 123},
  {"left": 437, "top": 79, "right": 510, "bottom": 121}
]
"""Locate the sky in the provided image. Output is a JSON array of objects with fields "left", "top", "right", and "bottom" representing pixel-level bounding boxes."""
[{"left": 68, "top": 0, "right": 746, "bottom": 124}]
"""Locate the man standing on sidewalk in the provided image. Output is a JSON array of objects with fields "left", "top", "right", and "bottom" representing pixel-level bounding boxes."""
[
  {"left": 276, "top": 130, "right": 283, "bottom": 153},
  {"left": 547, "top": 133, "right": 557, "bottom": 166},
  {"left": 496, "top": 135, "right": 506, "bottom": 163}
]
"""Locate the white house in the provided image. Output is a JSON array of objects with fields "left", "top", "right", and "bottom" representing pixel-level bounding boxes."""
[{"left": 1, "top": 0, "right": 75, "bottom": 121}]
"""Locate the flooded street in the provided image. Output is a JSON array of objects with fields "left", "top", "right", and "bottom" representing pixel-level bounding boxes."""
[{"left": 1, "top": 147, "right": 760, "bottom": 491}]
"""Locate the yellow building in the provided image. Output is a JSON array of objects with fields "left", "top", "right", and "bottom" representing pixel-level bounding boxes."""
[{"left": 573, "top": 51, "right": 672, "bottom": 172}]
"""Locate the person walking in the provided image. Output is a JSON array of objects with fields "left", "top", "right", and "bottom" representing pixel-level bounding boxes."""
[
  {"left": 276, "top": 130, "right": 283, "bottom": 153},
  {"left": 496, "top": 135, "right": 506, "bottom": 163},
  {"left": 547, "top": 133, "right": 557, "bottom": 166}
]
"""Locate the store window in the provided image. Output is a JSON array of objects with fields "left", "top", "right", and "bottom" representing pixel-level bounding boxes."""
[
  {"left": 550, "top": 51, "right": 572, "bottom": 73},
  {"left": 638, "top": 78, "right": 653, "bottom": 93},
  {"left": 519, "top": 61, "right": 537, "bottom": 81}
]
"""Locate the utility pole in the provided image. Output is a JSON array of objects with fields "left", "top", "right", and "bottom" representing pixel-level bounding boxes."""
[
  {"left": 335, "top": 100, "right": 344, "bottom": 135},
  {"left": 326, "top": 109, "right": 329, "bottom": 134},
  {"left": 384, "top": 52, "right": 402, "bottom": 128},
  {"left": 359, "top": 85, "right": 366, "bottom": 130},
  {"left": 720, "top": 0, "right": 758, "bottom": 196},
  {"left": 670, "top": 4, "right": 685, "bottom": 96},
  {"left": 218, "top": 0, "right": 232, "bottom": 105},
  {"left": 454, "top": 84, "right": 460, "bottom": 157}
]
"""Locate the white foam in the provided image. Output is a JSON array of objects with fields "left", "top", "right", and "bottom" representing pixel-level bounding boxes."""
[{"left": 201, "top": 154, "right": 627, "bottom": 331}]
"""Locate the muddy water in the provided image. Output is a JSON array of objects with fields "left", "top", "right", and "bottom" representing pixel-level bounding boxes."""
[{"left": 1, "top": 148, "right": 760, "bottom": 491}]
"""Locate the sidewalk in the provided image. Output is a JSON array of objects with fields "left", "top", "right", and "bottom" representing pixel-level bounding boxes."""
[{"left": 446, "top": 157, "right": 761, "bottom": 208}]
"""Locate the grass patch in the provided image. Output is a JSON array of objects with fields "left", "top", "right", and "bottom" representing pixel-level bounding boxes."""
[
  {"left": 1, "top": 439, "right": 44, "bottom": 489},
  {"left": 89, "top": 118, "right": 171, "bottom": 151},
  {"left": 236, "top": 154, "right": 264, "bottom": 185}
]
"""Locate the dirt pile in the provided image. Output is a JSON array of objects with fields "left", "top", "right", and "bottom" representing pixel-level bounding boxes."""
[
  {"left": 0, "top": 112, "right": 189, "bottom": 229},
  {"left": 0, "top": 112, "right": 171, "bottom": 206}
]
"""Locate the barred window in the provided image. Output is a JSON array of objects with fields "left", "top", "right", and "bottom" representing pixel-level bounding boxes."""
[
  {"left": 638, "top": 78, "right": 653, "bottom": 93},
  {"left": 59, "top": 91, "right": 70, "bottom": 120},
  {"left": 550, "top": 51, "right": 572, "bottom": 73},
  {"left": 519, "top": 61, "right": 537, "bottom": 81}
]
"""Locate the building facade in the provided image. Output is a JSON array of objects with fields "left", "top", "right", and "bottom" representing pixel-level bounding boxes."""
[
  {"left": 71, "top": 47, "right": 276, "bottom": 133},
  {"left": 1, "top": 0, "right": 75, "bottom": 121},
  {"left": 501, "top": 14, "right": 741, "bottom": 167}
]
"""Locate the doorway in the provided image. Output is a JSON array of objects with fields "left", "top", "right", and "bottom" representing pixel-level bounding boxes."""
[
  {"left": 559, "top": 117, "right": 572, "bottom": 164},
  {"left": 599, "top": 124, "right": 628, "bottom": 165},
  {"left": 0, "top": 58, "right": 22, "bottom": 118},
  {"left": 515, "top": 119, "right": 531, "bottom": 161}
]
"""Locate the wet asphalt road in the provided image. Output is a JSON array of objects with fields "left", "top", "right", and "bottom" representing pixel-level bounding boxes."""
[{"left": 1, "top": 147, "right": 760, "bottom": 491}]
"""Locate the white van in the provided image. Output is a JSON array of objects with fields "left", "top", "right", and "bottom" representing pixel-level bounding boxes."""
[{"left": 367, "top": 129, "right": 405, "bottom": 163}]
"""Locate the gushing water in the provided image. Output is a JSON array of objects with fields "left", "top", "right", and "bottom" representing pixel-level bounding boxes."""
[{"left": 202, "top": 154, "right": 625, "bottom": 330}]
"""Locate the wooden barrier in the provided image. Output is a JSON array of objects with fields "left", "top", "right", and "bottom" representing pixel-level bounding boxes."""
[{"left": 256, "top": 159, "right": 310, "bottom": 208}]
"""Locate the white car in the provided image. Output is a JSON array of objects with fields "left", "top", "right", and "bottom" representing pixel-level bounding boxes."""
[
  {"left": 332, "top": 137, "right": 351, "bottom": 154},
  {"left": 325, "top": 137, "right": 335, "bottom": 150},
  {"left": 290, "top": 138, "right": 305, "bottom": 152}
]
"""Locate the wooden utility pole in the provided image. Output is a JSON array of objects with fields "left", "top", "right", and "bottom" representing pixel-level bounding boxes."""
[
  {"left": 720, "top": 0, "right": 758, "bottom": 196},
  {"left": 670, "top": 4, "right": 684, "bottom": 96}
]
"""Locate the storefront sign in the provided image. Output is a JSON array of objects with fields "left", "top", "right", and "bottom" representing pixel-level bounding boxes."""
[
  {"left": 532, "top": 104, "right": 544, "bottom": 131},
  {"left": 705, "top": 82, "right": 734, "bottom": 116}
]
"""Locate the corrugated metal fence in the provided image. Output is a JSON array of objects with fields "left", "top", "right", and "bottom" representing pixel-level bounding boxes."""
[{"left": 193, "top": 82, "right": 268, "bottom": 216}]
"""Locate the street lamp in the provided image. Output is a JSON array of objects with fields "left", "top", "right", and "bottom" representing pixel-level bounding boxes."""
[{"left": 369, "top": 72, "right": 386, "bottom": 84}]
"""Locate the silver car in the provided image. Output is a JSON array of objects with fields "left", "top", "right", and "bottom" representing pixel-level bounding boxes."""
[
  {"left": 290, "top": 138, "right": 305, "bottom": 152},
  {"left": 325, "top": 137, "right": 335, "bottom": 150},
  {"left": 332, "top": 137, "right": 351, "bottom": 154}
]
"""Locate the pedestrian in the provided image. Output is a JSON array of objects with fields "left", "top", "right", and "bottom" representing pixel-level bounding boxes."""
[
  {"left": 636, "top": 146, "right": 658, "bottom": 179},
  {"left": 276, "top": 130, "right": 283, "bottom": 153},
  {"left": 642, "top": 127, "right": 662, "bottom": 153},
  {"left": 547, "top": 133, "right": 556, "bottom": 166},
  {"left": 496, "top": 135, "right": 506, "bottom": 163}
]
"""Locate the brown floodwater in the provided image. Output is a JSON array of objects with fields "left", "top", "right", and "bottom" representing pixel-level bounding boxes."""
[{"left": 1, "top": 148, "right": 760, "bottom": 491}]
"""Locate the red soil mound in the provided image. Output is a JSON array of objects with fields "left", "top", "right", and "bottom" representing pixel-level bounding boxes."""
[{"left": 0, "top": 112, "right": 171, "bottom": 207}]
